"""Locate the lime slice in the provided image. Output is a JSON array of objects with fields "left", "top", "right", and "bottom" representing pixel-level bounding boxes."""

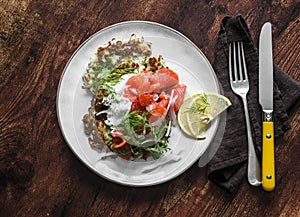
[{"left": 178, "top": 92, "right": 231, "bottom": 139}]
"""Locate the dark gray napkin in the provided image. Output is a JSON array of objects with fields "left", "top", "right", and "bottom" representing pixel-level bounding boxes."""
[{"left": 207, "top": 15, "right": 300, "bottom": 193}]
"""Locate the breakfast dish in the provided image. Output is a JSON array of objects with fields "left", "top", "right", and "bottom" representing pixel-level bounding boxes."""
[
  {"left": 57, "top": 21, "right": 222, "bottom": 186},
  {"left": 82, "top": 35, "right": 187, "bottom": 160}
]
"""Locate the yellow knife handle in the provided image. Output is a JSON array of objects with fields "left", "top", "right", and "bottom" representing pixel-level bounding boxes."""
[{"left": 262, "top": 121, "right": 275, "bottom": 191}]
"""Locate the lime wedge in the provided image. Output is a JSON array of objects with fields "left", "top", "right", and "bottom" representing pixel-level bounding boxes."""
[{"left": 178, "top": 92, "right": 231, "bottom": 139}]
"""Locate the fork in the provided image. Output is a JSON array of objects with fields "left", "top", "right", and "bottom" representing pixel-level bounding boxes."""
[{"left": 229, "top": 41, "right": 261, "bottom": 186}]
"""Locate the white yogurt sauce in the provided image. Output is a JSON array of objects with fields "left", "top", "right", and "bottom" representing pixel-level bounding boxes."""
[{"left": 104, "top": 74, "right": 135, "bottom": 127}]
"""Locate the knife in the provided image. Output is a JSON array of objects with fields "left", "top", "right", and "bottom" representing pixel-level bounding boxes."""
[{"left": 259, "top": 22, "right": 275, "bottom": 191}]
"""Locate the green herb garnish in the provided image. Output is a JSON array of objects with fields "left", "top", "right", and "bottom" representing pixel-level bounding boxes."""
[
  {"left": 144, "top": 136, "right": 170, "bottom": 160},
  {"left": 113, "top": 110, "right": 171, "bottom": 159},
  {"left": 186, "top": 93, "right": 210, "bottom": 114}
]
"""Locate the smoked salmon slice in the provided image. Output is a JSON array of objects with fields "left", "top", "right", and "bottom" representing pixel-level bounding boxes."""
[
  {"left": 124, "top": 69, "right": 185, "bottom": 116},
  {"left": 167, "top": 83, "right": 187, "bottom": 112},
  {"left": 125, "top": 68, "right": 179, "bottom": 96},
  {"left": 125, "top": 72, "right": 152, "bottom": 96},
  {"left": 150, "top": 68, "right": 179, "bottom": 91}
]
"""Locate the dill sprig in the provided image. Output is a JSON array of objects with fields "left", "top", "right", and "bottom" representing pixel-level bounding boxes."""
[
  {"left": 187, "top": 93, "right": 210, "bottom": 114},
  {"left": 84, "top": 60, "right": 137, "bottom": 95},
  {"left": 89, "top": 67, "right": 135, "bottom": 88},
  {"left": 104, "top": 67, "right": 136, "bottom": 84}
]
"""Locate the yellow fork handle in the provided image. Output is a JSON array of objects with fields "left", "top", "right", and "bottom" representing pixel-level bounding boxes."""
[{"left": 262, "top": 121, "right": 275, "bottom": 191}]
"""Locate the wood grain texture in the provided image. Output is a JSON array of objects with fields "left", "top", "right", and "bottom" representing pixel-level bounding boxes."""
[{"left": 0, "top": 0, "right": 299, "bottom": 216}]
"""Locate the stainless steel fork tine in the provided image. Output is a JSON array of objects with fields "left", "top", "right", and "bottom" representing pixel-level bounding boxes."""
[
  {"left": 233, "top": 42, "right": 238, "bottom": 82},
  {"left": 241, "top": 42, "right": 248, "bottom": 81},
  {"left": 237, "top": 42, "right": 243, "bottom": 81},
  {"left": 229, "top": 43, "right": 233, "bottom": 81}
]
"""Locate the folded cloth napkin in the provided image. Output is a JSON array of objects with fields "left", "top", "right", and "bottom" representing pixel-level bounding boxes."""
[{"left": 207, "top": 15, "right": 300, "bottom": 193}]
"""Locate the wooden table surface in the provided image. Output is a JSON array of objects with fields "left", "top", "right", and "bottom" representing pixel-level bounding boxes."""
[{"left": 1, "top": 0, "right": 299, "bottom": 216}]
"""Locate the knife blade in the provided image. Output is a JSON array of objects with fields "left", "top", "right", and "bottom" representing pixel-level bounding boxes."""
[{"left": 259, "top": 22, "right": 275, "bottom": 191}]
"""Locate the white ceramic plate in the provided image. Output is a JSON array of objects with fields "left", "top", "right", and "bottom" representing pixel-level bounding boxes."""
[{"left": 57, "top": 21, "right": 220, "bottom": 186}]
